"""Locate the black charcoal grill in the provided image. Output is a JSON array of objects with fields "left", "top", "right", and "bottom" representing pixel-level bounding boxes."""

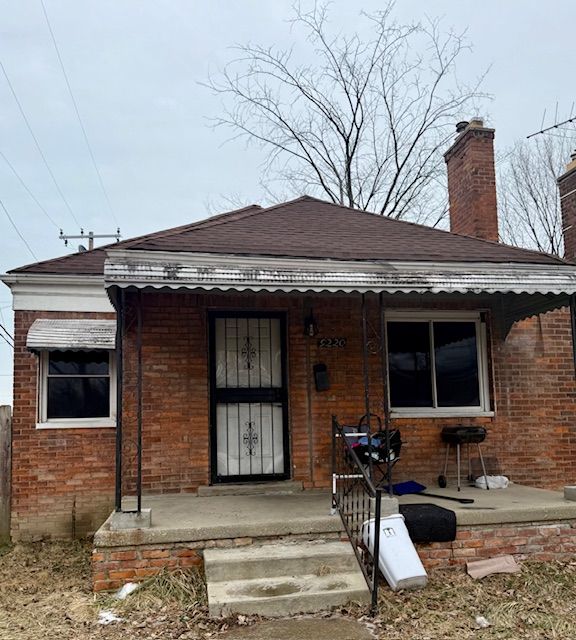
[{"left": 439, "top": 425, "right": 489, "bottom": 491}]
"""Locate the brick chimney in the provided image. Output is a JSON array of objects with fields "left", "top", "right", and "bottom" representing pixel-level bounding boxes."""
[
  {"left": 444, "top": 118, "right": 499, "bottom": 242},
  {"left": 558, "top": 150, "right": 576, "bottom": 262}
]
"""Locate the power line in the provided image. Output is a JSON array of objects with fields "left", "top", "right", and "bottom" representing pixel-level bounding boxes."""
[
  {"left": 40, "top": 0, "right": 119, "bottom": 226},
  {"left": 0, "top": 323, "right": 13, "bottom": 343},
  {"left": 0, "top": 149, "right": 60, "bottom": 229},
  {"left": 0, "top": 196, "right": 38, "bottom": 261},
  {"left": 0, "top": 309, "right": 11, "bottom": 348},
  {"left": 0, "top": 60, "right": 81, "bottom": 229},
  {"left": 0, "top": 332, "right": 14, "bottom": 349}
]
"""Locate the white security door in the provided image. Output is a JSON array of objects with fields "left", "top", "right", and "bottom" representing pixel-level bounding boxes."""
[{"left": 211, "top": 315, "right": 288, "bottom": 482}]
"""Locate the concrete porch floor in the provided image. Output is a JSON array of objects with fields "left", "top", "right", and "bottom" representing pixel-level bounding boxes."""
[
  {"left": 95, "top": 489, "right": 347, "bottom": 547},
  {"left": 93, "top": 484, "right": 576, "bottom": 548},
  {"left": 397, "top": 483, "right": 576, "bottom": 525}
]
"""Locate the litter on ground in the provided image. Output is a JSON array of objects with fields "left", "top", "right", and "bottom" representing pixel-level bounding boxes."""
[
  {"left": 97, "top": 610, "right": 124, "bottom": 625},
  {"left": 114, "top": 581, "right": 140, "bottom": 600},
  {"left": 467, "top": 555, "right": 521, "bottom": 579}
]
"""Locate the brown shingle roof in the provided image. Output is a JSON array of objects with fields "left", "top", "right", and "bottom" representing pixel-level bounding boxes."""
[{"left": 9, "top": 196, "right": 567, "bottom": 275}]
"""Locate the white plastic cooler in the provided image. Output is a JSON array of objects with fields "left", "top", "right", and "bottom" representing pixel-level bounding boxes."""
[{"left": 362, "top": 513, "right": 428, "bottom": 591}]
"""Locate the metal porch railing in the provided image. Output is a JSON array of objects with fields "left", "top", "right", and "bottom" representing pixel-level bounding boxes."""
[{"left": 331, "top": 416, "right": 382, "bottom": 613}]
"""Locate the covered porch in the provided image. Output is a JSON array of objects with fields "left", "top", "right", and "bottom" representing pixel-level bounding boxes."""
[{"left": 104, "top": 247, "right": 576, "bottom": 515}]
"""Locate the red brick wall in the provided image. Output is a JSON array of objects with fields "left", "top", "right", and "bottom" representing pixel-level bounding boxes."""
[
  {"left": 11, "top": 310, "right": 116, "bottom": 541},
  {"left": 417, "top": 520, "right": 576, "bottom": 570},
  {"left": 491, "top": 309, "right": 576, "bottom": 488},
  {"left": 11, "top": 294, "right": 576, "bottom": 539},
  {"left": 93, "top": 544, "right": 203, "bottom": 592},
  {"left": 559, "top": 163, "right": 576, "bottom": 261},
  {"left": 444, "top": 123, "right": 499, "bottom": 242}
]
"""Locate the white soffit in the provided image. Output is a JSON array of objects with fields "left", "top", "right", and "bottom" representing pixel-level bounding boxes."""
[
  {"left": 26, "top": 319, "right": 116, "bottom": 351},
  {"left": 103, "top": 250, "right": 576, "bottom": 296}
]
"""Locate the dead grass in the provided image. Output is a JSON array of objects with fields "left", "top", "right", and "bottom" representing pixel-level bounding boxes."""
[
  {"left": 99, "top": 567, "right": 207, "bottom": 613},
  {"left": 1, "top": 541, "right": 576, "bottom": 639},
  {"left": 365, "top": 561, "right": 576, "bottom": 639}
]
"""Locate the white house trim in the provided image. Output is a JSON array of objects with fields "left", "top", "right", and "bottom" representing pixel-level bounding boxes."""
[
  {"left": 1, "top": 274, "right": 113, "bottom": 312},
  {"left": 103, "top": 249, "right": 576, "bottom": 296}
]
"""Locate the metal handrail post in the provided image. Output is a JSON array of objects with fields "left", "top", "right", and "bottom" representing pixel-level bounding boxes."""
[
  {"left": 361, "top": 294, "right": 373, "bottom": 480},
  {"left": 378, "top": 292, "right": 393, "bottom": 496},
  {"left": 136, "top": 291, "right": 143, "bottom": 513},
  {"left": 331, "top": 415, "right": 337, "bottom": 515},
  {"left": 371, "top": 488, "right": 382, "bottom": 614},
  {"left": 114, "top": 288, "right": 124, "bottom": 512}
]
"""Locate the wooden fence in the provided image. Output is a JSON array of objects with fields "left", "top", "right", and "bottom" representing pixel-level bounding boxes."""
[{"left": 0, "top": 405, "right": 11, "bottom": 544}]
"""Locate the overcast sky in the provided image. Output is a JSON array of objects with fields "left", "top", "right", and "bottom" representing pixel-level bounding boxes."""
[{"left": 1, "top": 0, "right": 575, "bottom": 404}]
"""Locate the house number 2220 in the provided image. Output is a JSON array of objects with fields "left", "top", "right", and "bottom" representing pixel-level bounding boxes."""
[{"left": 318, "top": 337, "right": 347, "bottom": 348}]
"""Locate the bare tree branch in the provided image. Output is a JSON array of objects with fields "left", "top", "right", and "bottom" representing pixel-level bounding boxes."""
[
  {"left": 499, "top": 135, "right": 575, "bottom": 256},
  {"left": 204, "top": 1, "right": 488, "bottom": 223}
]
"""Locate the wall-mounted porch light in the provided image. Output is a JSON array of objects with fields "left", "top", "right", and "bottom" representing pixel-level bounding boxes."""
[{"left": 304, "top": 313, "right": 319, "bottom": 337}]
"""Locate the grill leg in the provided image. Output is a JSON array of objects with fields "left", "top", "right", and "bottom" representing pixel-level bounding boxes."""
[
  {"left": 443, "top": 444, "right": 450, "bottom": 478},
  {"left": 477, "top": 443, "right": 490, "bottom": 490},
  {"left": 456, "top": 444, "right": 461, "bottom": 491}
]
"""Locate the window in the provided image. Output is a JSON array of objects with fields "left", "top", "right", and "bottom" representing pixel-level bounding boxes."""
[
  {"left": 38, "top": 350, "right": 116, "bottom": 428},
  {"left": 386, "top": 312, "right": 490, "bottom": 416}
]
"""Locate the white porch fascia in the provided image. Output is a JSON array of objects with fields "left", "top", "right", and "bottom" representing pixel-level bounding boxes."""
[{"left": 103, "top": 249, "right": 576, "bottom": 297}]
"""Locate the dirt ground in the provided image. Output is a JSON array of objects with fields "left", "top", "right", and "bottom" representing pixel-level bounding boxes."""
[{"left": 1, "top": 541, "right": 576, "bottom": 640}]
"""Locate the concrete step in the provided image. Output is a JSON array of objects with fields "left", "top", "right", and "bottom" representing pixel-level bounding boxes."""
[
  {"left": 204, "top": 540, "right": 370, "bottom": 617},
  {"left": 197, "top": 481, "right": 303, "bottom": 497},
  {"left": 204, "top": 540, "right": 358, "bottom": 582},
  {"left": 207, "top": 571, "right": 370, "bottom": 617}
]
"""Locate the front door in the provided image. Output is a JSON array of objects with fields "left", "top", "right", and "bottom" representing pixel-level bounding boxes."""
[{"left": 209, "top": 312, "right": 289, "bottom": 483}]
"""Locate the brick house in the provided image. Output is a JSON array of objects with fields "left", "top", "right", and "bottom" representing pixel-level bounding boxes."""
[{"left": 3, "top": 118, "right": 576, "bottom": 545}]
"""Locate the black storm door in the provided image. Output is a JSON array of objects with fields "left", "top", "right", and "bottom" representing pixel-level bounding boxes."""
[{"left": 209, "top": 313, "right": 289, "bottom": 483}]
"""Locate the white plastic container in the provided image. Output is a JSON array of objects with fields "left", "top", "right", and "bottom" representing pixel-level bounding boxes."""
[{"left": 362, "top": 513, "right": 428, "bottom": 591}]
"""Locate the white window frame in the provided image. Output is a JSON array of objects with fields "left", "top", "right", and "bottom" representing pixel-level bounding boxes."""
[
  {"left": 386, "top": 310, "right": 492, "bottom": 418},
  {"left": 36, "top": 350, "right": 117, "bottom": 429}
]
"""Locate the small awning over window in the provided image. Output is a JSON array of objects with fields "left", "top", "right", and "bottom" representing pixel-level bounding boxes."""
[{"left": 26, "top": 319, "right": 116, "bottom": 351}]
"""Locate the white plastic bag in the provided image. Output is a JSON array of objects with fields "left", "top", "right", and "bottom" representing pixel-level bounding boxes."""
[
  {"left": 114, "top": 582, "right": 140, "bottom": 600},
  {"left": 475, "top": 475, "right": 509, "bottom": 489},
  {"left": 98, "top": 611, "right": 123, "bottom": 625}
]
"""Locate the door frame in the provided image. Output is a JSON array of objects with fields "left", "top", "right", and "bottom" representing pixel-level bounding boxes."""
[{"left": 208, "top": 310, "right": 290, "bottom": 484}]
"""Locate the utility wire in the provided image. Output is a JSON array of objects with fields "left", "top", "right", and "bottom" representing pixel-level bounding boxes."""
[
  {"left": 0, "top": 324, "right": 13, "bottom": 344},
  {"left": 0, "top": 196, "right": 39, "bottom": 261},
  {"left": 0, "top": 60, "right": 81, "bottom": 229},
  {"left": 0, "top": 309, "right": 11, "bottom": 346},
  {"left": 0, "top": 322, "right": 13, "bottom": 341},
  {"left": 0, "top": 332, "right": 14, "bottom": 349},
  {"left": 40, "top": 0, "right": 119, "bottom": 226},
  {"left": 0, "top": 149, "right": 60, "bottom": 229}
]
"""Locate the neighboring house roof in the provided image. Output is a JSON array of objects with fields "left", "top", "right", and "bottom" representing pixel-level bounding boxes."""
[{"left": 8, "top": 196, "right": 568, "bottom": 276}]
